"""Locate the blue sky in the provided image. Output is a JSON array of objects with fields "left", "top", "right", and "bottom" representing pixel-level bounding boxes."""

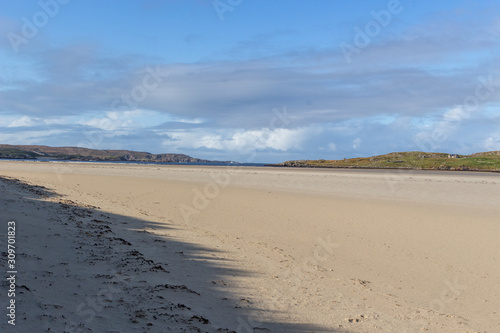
[{"left": 1, "top": 0, "right": 500, "bottom": 163}]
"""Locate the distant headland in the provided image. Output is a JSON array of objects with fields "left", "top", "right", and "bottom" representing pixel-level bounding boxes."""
[
  {"left": 0, "top": 144, "right": 232, "bottom": 164},
  {"left": 270, "top": 151, "right": 500, "bottom": 172}
]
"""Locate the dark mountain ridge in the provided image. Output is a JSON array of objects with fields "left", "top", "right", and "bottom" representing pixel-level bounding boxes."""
[{"left": 0, "top": 144, "right": 221, "bottom": 163}]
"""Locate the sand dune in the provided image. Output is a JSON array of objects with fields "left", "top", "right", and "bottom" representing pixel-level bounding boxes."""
[{"left": 0, "top": 161, "right": 498, "bottom": 332}]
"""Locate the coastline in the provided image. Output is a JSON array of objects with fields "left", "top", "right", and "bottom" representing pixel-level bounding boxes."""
[
  {"left": 266, "top": 163, "right": 500, "bottom": 173},
  {"left": 3, "top": 157, "right": 499, "bottom": 174}
]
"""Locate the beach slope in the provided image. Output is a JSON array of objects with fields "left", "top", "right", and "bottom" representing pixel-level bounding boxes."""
[{"left": 0, "top": 161, "right": 498, "bottom": 332}]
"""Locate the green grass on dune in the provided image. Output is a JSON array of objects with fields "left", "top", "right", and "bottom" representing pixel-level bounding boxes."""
[{"left": 279, "top": 151, "right": 500, "bottom": 172}]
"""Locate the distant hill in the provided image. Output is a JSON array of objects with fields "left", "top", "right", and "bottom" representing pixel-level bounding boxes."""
[
  {"left": 0, "top": 144, "right": 221, "bottom": 163},
  {"left": 272, "top": 151, "right": 500, "bottom": 172}
]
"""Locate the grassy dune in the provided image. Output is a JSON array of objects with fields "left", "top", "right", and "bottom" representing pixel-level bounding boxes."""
[{"left": 275, "top": 151, "right": 500, "bottom": 172}]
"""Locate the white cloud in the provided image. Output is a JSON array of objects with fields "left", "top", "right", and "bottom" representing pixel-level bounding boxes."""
[
  {"left": 82, "top": 115, "right": 135, "bottom": 131},
  {"left": 176, "top": 118, "right": 204, "bottom": 124},
  {"left": 8, "top": 116, "right": 35, "bottom": 127},
  {"left": 413, "top": 106, "right": 471, "bottom": 151},
  {"left": 352, "top": 138, "right": 361, "bottom": 149},
  {"left": 0, "top": 129, "right": 68, "bottom": 143},
  {"left": 162, "top": 127, "right": 308, "bottom": 152},
  {"left": 443, "top": 106, "right": 472, "bottom": 122},
  {"left": 482, "top": 136, "right": 500, "bottom": 151},
  {"left": 80, "top": 110, "right": 152, "bottom": 131},
  {"left": 79, "top": 109, "right": 202, "bottom": 131},
  {"left": 6, "top": 115, "right": 78, "bottom": 128}
]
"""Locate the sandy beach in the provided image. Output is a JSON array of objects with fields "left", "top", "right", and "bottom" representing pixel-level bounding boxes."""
[{"left": 0, "top": 161, "right": 499, "bottom": 332}]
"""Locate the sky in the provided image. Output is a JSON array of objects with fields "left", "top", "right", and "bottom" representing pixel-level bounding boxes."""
[{"left": 1, "top": 0, "right": 500, "bottom": 163}]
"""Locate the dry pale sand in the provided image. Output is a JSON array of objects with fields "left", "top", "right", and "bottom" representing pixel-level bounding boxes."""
[{"left": 0, "top": 160, "right": 499, "bottom": 332}]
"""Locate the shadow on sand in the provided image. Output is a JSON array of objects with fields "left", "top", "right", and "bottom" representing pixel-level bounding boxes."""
[{"left": 0, "top": 177, "right": 348, "bottom": 332}]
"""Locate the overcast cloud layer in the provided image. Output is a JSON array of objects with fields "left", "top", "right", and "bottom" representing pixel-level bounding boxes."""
[{"left": 1, "top": 0, "right": 500, "bottom": 162}]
